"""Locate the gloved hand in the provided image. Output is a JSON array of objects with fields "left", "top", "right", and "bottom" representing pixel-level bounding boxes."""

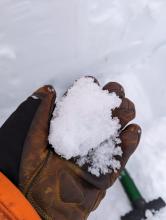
[{"left": 0, "top": 77, "right": 141, "bottom": 220}]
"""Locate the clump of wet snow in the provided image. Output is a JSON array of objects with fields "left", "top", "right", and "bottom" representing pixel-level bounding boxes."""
[
  {"left": 49, "top": 77, "right": 122, "bottom": 176},
  {"left": 144, "top": 208, "right": 166, "bottom": 220},
  {"left": 145, "top": 209, "right": 155, "bottom": 219}
]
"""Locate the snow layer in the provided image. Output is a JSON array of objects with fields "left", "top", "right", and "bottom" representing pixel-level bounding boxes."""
[
  {"left": 49, "top": 77, "right": 122, "bottom": 176},
  {"left": 0, "top": 0, "right": 166, "bottom": 219}
]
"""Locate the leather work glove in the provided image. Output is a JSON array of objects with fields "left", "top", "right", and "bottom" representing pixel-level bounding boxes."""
[{"left": 0, "top": 77, "right": 141, "bottom": 220}]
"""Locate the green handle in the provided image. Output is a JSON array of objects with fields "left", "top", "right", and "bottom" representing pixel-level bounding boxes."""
[{"left": 120, "top": 169, "right": 145, "bottom": 208}]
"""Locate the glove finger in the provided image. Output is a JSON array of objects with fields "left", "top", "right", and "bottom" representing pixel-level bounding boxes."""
[
  {"left": 119, "top": 123, "right": 141, "bottom": 167},
  {"left": 0, "top": 96, "right": 41, "bottom": 185},
  {"left": 103, "top": 82, "right": 135, "bottom": 129},
  {"left": 19, "top": 85, "right": 56, "bottom": 188},
  {"left": 103, "top": 82, "right": 125, "bottom": 99},
  {"left": 109, "top": 123, "right": 141, "bottom": 186},
  {"left": 113, "top": 98, "right": 136, "bottom": 128}
]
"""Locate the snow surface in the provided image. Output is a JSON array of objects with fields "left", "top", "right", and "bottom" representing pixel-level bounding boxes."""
[
  {"left": 0, "top": 0, "right": 166, "bottom": 219},
  {"left": 49, "top": 77, "right": 122, "bottom": 176},
  {"left": 146, "top": 208, "right": 166, "bottom": 220}
]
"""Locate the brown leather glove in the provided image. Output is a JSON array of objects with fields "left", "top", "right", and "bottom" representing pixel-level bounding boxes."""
[{"left": 19, "top": 78, "right": 141, "bottom": 220}]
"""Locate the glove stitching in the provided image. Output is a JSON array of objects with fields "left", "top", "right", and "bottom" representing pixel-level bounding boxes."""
[
  {"left": 26, "top": 151, "right": 55, "bottom": 220},
  {"left": 19, "top": 151, "right": 50, "bottom": 195}
]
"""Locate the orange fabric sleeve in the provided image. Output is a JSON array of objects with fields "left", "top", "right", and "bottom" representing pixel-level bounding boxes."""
[{"left": 0, "top": 172, "right": 41, "bottom": 220}]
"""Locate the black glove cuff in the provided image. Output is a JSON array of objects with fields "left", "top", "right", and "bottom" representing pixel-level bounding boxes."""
[{"left": 0, "top": 97, "right": 40, "bottom": 185}]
